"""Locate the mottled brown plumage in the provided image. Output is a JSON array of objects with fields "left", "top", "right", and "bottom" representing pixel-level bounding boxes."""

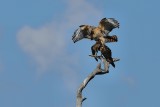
[
  {"left": 91, "top": 41, "right": 102, "bottom": 61},
  {"left": 72, "top": 18, "right": 119, "bottom": 67},
  {"left": 104, "top": 35, "right": 118, "bottom": 42},
  {"left": 72, "top": 17, "right": 119, "bottom": 44},
  {"left": 91, "top": 41, "right": 115, "bottom": 68}
]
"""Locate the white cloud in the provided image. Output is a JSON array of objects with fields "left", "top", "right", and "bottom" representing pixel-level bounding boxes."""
[
  {"left": 17, "top": 0, "right": 102, "bottom": 90},
  {"left": 17, "top": 24, "right": 66, "bottom": 71}
]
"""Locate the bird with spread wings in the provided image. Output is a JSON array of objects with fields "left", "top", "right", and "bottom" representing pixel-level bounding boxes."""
[
  {"left": 72, "top": 17, "right": 119, "bottom": 44},
  {"left": 72, "top": 17, "right": 119, "bottom": 67}
]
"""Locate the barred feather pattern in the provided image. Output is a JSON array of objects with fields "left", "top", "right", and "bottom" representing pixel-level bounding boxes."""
[{"left": 72, "top": 28, "right": 83, "bottom": 43}]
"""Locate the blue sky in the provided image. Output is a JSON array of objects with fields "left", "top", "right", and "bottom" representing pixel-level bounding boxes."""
[{"left": 0, "top": 0, "right": 160, "bottom": 107}]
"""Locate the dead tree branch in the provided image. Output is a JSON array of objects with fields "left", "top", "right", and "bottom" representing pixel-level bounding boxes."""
[{"left": 76, "top": 56, "right": 119, "bottom": 107}]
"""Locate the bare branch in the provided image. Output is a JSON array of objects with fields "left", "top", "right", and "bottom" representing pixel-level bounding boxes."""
[{"left": 76, "top": 57, "right": 120, "bottom": 107}]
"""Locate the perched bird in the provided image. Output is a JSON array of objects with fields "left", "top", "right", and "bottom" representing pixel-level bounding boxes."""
[
  {"left": 72, "top": 18, "right": 119, "bottom": 67},
  {"left": 91, "top": 41, "right": 102, "bottom": 62},
  {"left": 91, "top": 41, "right": 115, "bottom": 68},
  {"left": 72, "top": 18, "right": 119, "bottom": 44}
]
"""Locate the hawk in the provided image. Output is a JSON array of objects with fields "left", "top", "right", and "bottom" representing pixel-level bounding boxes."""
[
  {"left": 72, "top": 18, "right": 119, "bottom": 44},
  {"left": 91, "top": 41, "right": 115, "bottom": 68}
]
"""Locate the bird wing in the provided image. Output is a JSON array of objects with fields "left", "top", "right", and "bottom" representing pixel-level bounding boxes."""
[
  {"left": 104, "top": 35, "right": 118, "bottom": 43},
  {"left": 72, "top": 25, "right": 95, "bottom": 43},
  {"left": 100, "top": 45, "right": 111, "bottom": 60},
  {"left": 100, "top": 45, "right": 115, "bottom": 68},
  {"left": 98, "top": 18, "right": 119, "bottom": 34}
]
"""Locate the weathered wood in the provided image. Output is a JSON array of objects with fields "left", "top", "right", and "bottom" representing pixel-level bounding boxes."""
[{"left": 76, "top": 56, "right": 119, "bottom": 107}]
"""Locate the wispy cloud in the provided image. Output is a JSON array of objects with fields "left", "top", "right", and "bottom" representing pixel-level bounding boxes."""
[
  {"left": 17, "top": 0, "right": 102, "bottom": 91},
  {"left": 17, "top": 24, "right": 66, "bottom": 71}
]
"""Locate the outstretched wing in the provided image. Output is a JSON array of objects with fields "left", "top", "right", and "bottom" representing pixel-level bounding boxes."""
[
  {"left": 72, "top": 25, "right": 95, "bottom": 43},
  {"left": 100, "top": 45, "right": 115, "bottom": 68},
  {"left": 72, "top": 28, "right": 83, "bottom": 43},
  {"left": 99, "top": 18, "right": 119, "bottom": 34}
]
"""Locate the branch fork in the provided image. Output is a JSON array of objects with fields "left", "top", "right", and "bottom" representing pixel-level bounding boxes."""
[{"left": 76, "top": 56, "right": 120, "bottom": 107}]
